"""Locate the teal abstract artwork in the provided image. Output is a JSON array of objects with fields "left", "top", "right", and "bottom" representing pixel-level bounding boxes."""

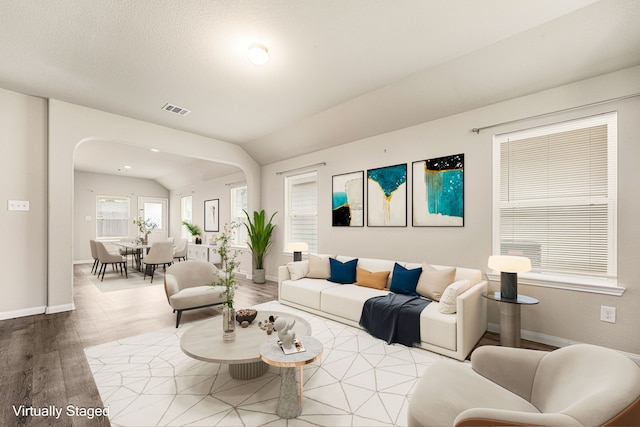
[
  {"left": 412, "top": 154, "right": 464, "bottom": 226},
  {"left": 367, "top": 164, "right": 407, "bottom": 226}
]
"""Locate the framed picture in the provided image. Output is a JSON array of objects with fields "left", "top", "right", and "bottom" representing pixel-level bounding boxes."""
[
  {"left": 412, "top": 153, "right": 464, "bottom": 227},
  {"left": 332, "top": 171, "right": 364, "bottom": 226},
  {"left": 367, "top": 163, "right": 407, "bottom": 227},
  {"left": 204, "top": 199, "right": 219, "bottom": 232}
]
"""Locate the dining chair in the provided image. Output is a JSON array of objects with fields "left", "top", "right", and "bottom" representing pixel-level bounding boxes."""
[
  {"left": 173, "top": 238, "right": 188, "bottom": 262},
  {"left": 89, "top": 240, "right": 99, "bottom": 274},
  {"left": 142, "top": 241, "right": 174, "bottom": 283},
  {"left": 95, "top": 241, "right": 128, "bottom": 282}
]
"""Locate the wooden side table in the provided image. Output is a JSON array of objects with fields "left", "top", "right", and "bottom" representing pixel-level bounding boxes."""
[
  {"left": 260, "top": 336, "right": 323, "bottom": 419},
  {"left": 483, "top": 292, "right": 539, "bottom": 347}
]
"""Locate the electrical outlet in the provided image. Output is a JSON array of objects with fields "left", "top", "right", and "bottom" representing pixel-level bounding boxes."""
[{"left": 600, "top": 306, "right": 616, "bottom": 323}]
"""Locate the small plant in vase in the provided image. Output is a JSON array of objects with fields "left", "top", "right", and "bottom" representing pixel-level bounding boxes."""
[
  {"left": 133, "top": 217, "right": 158, "bottom": 244},
  {"left": 182, "top": 220, "right": 202, "bottom": 244},
  {"left": 210, "top": 221, "right": 241, "bottom": 342}
]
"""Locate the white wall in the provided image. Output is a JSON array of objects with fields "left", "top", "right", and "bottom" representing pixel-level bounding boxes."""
[
  {"left": 170, "top": 171, "right": 252, "bottom": 277},
  {"left": 73, "top": 171, "right": 170, "bottom": 262},
  {"left": 0, "top": 88, "right": 47, "bottom": 318},
  {"left": 262, "top": 66, "right": 640, "bottom": 355}
]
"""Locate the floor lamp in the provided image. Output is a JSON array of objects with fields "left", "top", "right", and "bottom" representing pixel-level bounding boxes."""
[{"left": 488, "top": 255, "right": 531, "bottom": 299}]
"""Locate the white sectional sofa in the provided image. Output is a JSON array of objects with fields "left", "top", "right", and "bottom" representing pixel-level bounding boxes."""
[{"left": 278, "top": 255, "right": 488, "bottom": 361}]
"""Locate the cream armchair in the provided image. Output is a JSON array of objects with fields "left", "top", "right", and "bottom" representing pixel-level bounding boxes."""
[
  {"left": 164, "top": 260, "right": 226, "bottom": 327},
  {"left": 408, "top": 344, "right": 640, "bottom": 426}
]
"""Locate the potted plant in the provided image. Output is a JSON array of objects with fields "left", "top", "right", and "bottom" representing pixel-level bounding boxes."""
[
  {"left": 243, "top": 209, "right": 277, "bottom": 284},
  {"left": 211, "top": 221, "right": 241, "bottom": 342},
  {"left": 133, "top": 217, "right": 158, "bottom": 244},
  {"left": 182, "top": 220, "right": 202, "bottom": 244}
]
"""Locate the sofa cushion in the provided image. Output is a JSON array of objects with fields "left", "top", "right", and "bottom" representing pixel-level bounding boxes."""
[
  {"left": 416, "top": 263, "right": 457, "bottom": 301},
  {"left": 287, "top": 260, "right": 309, "bottom": 280},
  {"left": 390, "top": 263, "right": 422, "bottom": 296},
  {"left": 280, "top": 278, "right": 340, "bottom": 310},
  {"left": 355, "top": 267, "right": 390, "bottom": 290},
  {"left": 307, "top": 254, "right": 332, "bottom": 279},
  {"left": 439, "top": 279, "right": 471, "bottom": 314},
  {"left": 321, "top": 284, "right": 389, "bottom": 322}
]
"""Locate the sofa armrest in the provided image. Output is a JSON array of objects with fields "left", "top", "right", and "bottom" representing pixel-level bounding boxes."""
[
  {"left": 278, "top": 265, "right": 291, "bottom": 284},
  {"left": 455, "top": 408, "right": 581, "bottom": 427},
  {"left": 455, "top": 280, "right": 487, "bottom": 359},
  {"left": 471, "top": 346, "right": 548, "bottom": 401}
]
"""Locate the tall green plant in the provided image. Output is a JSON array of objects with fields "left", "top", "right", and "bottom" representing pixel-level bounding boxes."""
[
  {"left": 211, "top": 221, "right": 241, "bottom": 310},
  {"left": 181, "top": 220, "right": 201, "bottom": 237},
  {"left": 243, "top": 210, "right": 277, "bottom": 269}
]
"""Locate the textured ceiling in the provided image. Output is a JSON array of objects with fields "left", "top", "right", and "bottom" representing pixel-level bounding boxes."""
[{"left": 1, "top": 0, "right": 639, "bottom": 188}]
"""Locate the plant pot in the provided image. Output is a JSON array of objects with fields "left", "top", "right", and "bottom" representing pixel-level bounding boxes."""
[
  {"left": 253, "top": 268, "right": 266, "bottom": 284},
  {"left": 195, "top": 237, "right": 202, "bottom": 244},
  {"left": 222, "top": 307, "right": 235, "bottom": 342}
]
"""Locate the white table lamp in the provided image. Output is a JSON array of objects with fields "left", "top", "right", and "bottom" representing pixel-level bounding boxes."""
[
  {"left": 288, "top": 242, "right": 308, "bottom": 262},
  {"left": 488, "top": 255, "right": 531, "bottom": 299}
]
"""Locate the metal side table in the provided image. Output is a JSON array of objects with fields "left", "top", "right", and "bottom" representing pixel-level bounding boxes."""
[{"left": 483, "top": 292, "right": 539, "bottom": 347}]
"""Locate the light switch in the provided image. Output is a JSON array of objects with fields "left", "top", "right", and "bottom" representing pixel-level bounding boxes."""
[{"left": 8, "top": 200, "right": 29, "bottom": 211}]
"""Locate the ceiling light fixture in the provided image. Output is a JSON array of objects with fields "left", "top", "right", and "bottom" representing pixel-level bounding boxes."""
[{"left": 247, "top": 42, "right": 269, "bottom": 66}]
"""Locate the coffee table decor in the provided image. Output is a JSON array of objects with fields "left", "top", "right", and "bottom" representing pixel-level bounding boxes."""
[{"left": 236, "top": 308, "right": 258, "bottom": 327}]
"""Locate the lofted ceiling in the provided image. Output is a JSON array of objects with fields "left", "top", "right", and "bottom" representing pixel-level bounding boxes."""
[{"left": 1, "top": 0, "right": 639, "bottom": 189}]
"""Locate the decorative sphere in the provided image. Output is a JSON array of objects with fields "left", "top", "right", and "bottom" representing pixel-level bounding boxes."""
[{"left": 241, "top": 320, "right": 249, "bottom": 328}]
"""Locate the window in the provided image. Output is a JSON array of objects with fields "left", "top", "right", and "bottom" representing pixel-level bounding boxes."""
[
  {"left": 181, "top": 196, "right": 192, "bottom": 240},
  {"left": 285, "top": 172, "right": 318, "bottom": 253},
  {"left": 96, "top": 195, "right": 130, "bottom": 239},
  {"left": 492, "top": 112, "right": 618, "bottom": 292},
  {"left": 230, "top": 185, "right": 248, "bottom": 246}
]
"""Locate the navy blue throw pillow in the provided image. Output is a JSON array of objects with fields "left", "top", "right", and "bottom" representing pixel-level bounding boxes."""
[
  {"left": 390, "top": 263, "right": 422, "bottom": 296},
  {"left": 328, "top": 258, "right": 358, "bottom": 284}
]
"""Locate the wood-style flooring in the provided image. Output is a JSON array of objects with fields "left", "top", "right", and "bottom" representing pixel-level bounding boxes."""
[{"left": 1, "top": 264, "right": 555, "bottom": 426}]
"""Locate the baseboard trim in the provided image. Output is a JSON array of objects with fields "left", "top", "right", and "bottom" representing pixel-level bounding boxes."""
[
  {"left": 488, "top": 322, "right": 640, "bottom": 365},
  {"left": 0, "top": 305, "right": 47, "bottom": 321},
  {"left": 46, "top": 303, "right": 75, "bottom": 314}
]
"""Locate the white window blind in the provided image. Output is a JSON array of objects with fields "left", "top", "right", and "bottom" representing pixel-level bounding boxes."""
[
  {"left": 285, "top": 172, "right": 317, "bottom": 253},
  {"left": 96, "top": 195, "right": 130, "bottom": 239},
  {"left": 180, "top": 196, "right": 192, "bottom": 240},
  {"left": 493, "top": 112, "right": 617, "bottom": 286},
  {"left": 230, "top": 185, "right": 248, "bottom": 246}
]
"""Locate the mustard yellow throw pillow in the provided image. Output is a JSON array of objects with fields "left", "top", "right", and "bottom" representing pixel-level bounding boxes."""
[{"left": 355, "top": 267, "right": 390, "bottom": 290}]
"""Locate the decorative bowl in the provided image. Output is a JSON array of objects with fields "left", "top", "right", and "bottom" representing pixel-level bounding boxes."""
[{"left": 235, "top": 309, "right": 257, "bottom": 325}]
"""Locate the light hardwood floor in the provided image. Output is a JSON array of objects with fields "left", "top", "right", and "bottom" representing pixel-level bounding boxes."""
[{"left": 1, "top": 264, "right": 554, "bottom": 426}]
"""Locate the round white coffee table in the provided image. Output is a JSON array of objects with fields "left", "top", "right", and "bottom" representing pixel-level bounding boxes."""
[
  {"left": 180, "top": 310, "right": 311, "bottom": 379},
  {"left": 260, "top": 336, "right": 323, "bottom": 419}
]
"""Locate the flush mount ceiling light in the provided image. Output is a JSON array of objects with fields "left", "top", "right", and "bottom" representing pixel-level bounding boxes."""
[{"left": 247, "top": 42, "right": 269, "bottom": 65}]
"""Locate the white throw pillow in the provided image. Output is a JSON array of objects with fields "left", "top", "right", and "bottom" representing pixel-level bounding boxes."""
[
  {"left": 416, "top": 262, "right": 456, "bottom": 301},
  {"left": 306, "top": 254, "right": 332, "bottom": 279},
  {"left": 438, "top": 279, "right": 471, "bottom": 314},
  {"left": 287, "top": 260, "right": 309, "bottom": 281}
]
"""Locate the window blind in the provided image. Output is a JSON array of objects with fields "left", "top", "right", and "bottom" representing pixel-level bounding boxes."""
[
  {"left": 286, "top": 172, "right": 318, "bottom": 253},
  {"left": 493, "top": 112, "right": 617, "bottom": 281}
]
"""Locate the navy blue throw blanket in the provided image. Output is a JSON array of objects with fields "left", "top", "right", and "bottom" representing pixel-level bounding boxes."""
[{"left": 359, "top": 293, "right": 431, "bottom": 346}]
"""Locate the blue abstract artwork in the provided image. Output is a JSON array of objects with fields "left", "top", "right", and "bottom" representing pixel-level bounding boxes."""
[
  {"left": 332, "top": 171, "right": 364, "bottom": 226},
  {"left": 367, "top": 164, "right": 407, "bottom": 226},
  {"left": 412, "top": 154, "right": 464, "bottom": 226}
]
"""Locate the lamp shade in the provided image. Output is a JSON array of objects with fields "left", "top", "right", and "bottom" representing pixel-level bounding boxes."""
[
  {"left": 288, "top": 242, "right": 308, "bottom": 252},
  {"left": 488, "top": 255, "right": 531, "bottom": 273}
]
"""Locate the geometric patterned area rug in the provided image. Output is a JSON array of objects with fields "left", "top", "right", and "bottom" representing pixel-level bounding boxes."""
[{"left": 85, "top": 301, "right": 457, "bottom": 426}]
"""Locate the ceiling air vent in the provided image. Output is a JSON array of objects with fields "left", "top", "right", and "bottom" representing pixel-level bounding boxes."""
[{"left": 162, "top": 103, "right": 191, "bottom": 116}]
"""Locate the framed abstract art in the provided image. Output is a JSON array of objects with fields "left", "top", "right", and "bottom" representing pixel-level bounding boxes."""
[
  {"left": 367, "top": 163, "right": 407, "bottom": 227},
  {"left": 332, "top": 171, "right": 364, "bottom": 226},
  {"left": 412, "top": 153, "right": 464, "bottom": 226}
]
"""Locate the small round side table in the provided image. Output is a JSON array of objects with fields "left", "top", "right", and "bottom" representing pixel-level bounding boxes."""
[
  {"left": 483, "top": 292, "right": 539, "bottom": 347},
  {"left": 259, "top": 336, "right": 323, "bottom": 419}
]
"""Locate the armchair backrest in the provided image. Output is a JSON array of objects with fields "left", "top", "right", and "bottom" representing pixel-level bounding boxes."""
[
  {"left": 165, "top": 260, "right": 219, "bottom": 295},
  {"left": 531, "top": 344, "right": 640, "bottom": 425},
  {"left": 89, "top": 240, "right": 97, "bottom": 258}
]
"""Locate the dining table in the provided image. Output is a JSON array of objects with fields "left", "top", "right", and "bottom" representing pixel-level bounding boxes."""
[{"left": 112, "top": 241, "right": 152, "bottom": 272}]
